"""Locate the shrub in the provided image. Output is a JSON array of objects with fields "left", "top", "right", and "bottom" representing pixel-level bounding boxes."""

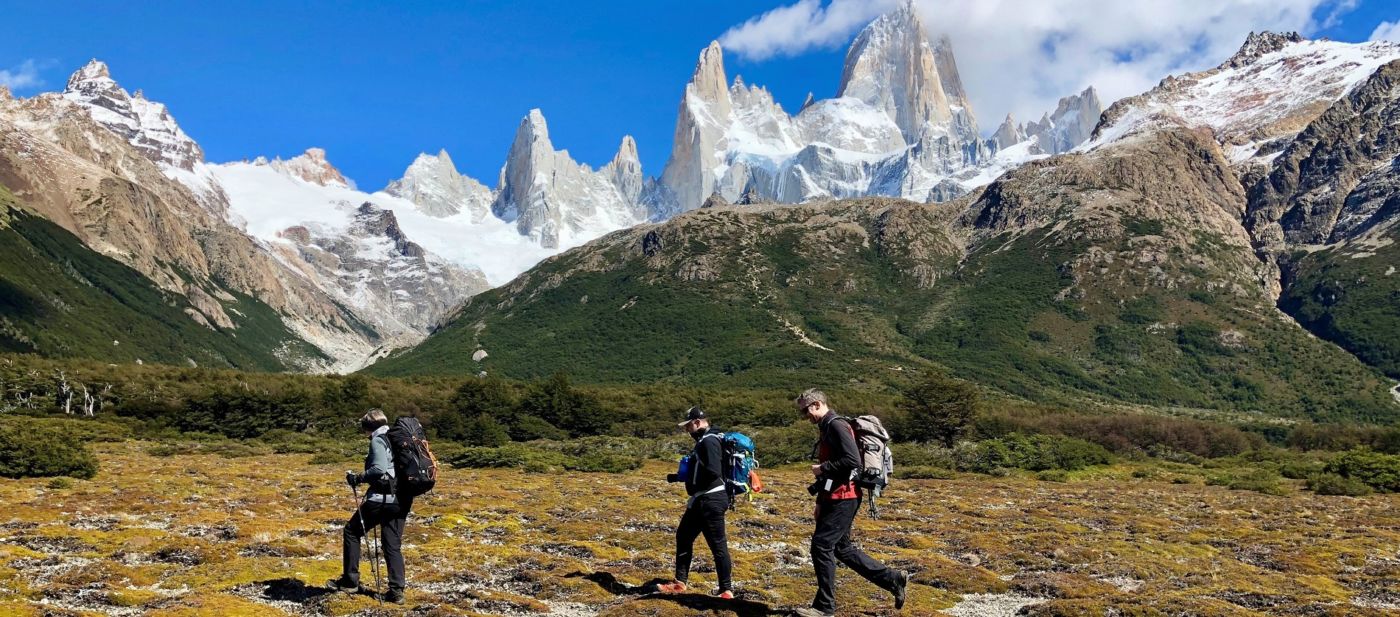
[
  {"left": 749, "top": 422, "right": 819, "bottom": 466},
  {"left": 458, "top": 415, "right": 511, "bottom": 447},
  {"left": 179, "top": 389, "right": 312, "bottom": 439},
  {"left": 46, "top": 477, "right": 74, "bottom": 490},
  {"left": 956, "top": 433, "right": 1112, "bottom": 473},
  {"left": 509, "top": 415, "right": 569, "bottom": 442},
  {"left": 447, "top": 444, "right": 572, "bottom": 473},
  {"left": 0, "top": 422, "right": 98, "bottom": 479},
  {"left": 1279, "top": 459, "right": 1324, "bottom": 480},
  {"left": 896, "top": 466, "right": 956, "bottom": 480},
  {"left": 1306, "top": 472, "right": 1373, "bottom": 496},
  {"left": 890, "top": 442, "right": 957, "bottom": 470},
  {"left": 1323, "top": 448, "right": 1400, "bottom": 492},
  {"left": 894, "top": 374, "right": 979, "bottom": 447},
  {"left": 1037, "top": 469, "right": 1070, "bottom": 482},
  {"left": 1226, "top": 469, "right": 1287, "bottom": 496}
]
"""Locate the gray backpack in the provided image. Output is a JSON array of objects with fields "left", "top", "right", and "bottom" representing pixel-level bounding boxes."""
[{"left": 845, "top": 416, "right": 893, "bottom": 518}]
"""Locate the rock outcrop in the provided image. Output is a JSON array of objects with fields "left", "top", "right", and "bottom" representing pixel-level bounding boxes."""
[
  {"left": 384, "top": 149, "right": 493, "bottom": 220},
  {"left": 492, "top": 109, "right": 644, "bottom": 248}
]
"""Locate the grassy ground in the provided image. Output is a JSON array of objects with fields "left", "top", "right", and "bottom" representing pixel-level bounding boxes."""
[{"left": 1, "top": 443, "right": 1397, "bottom": 616}]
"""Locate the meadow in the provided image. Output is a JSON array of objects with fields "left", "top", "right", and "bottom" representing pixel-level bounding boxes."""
[{"left": 2, "top": 441, "right": 1397, "bottom": 616}]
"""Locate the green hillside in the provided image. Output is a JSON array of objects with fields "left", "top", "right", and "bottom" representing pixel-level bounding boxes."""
[
  {"left": 1281, "top": 227, "right": 1400, "bottom": 378},
  {"left": 0, "top": 186, "right": 325, "bottom": 371},
  {"left": 368, "top": 198, "right": 1399, "bottom": 424}
]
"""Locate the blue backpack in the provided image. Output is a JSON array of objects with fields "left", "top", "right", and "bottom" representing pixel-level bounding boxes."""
[
  {"left": 676, "top": 431, "right": 764, "bottom": 502},
  {"left": 721, "top": 432, "right": 762, "bottom": 498}
]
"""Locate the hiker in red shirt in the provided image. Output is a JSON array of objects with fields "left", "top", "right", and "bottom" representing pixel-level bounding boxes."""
[{"left": 793, "top": 388, "right": 909, "bottom": 617}]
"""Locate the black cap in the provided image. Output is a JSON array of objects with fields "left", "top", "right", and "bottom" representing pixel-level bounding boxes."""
[{"left": 678, "top": 406, "right": 706, "bottom": 426}]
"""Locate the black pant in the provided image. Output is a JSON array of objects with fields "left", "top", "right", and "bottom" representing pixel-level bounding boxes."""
[
  {"left": 675, "top": 491, "right": 732, "bottom": 591},
  {"left": 342, "top": 497, "right": 412, "bottom": 591},
  {"left": 811, "top": 497, "right": 896, "bottom": 613}
]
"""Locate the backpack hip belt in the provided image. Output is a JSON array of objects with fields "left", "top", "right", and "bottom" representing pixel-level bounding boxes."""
[{"left": 687, "top": 484, "right": 727, "bottom": 510}]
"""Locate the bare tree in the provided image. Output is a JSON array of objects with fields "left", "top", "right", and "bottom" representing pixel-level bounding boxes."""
[{"left": 55, "top": 370, "right": 74, "bottom": 415}]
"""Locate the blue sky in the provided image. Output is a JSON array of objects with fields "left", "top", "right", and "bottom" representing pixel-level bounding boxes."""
[{"left": 3, "top": 1, "right": 1396, "bottom": 190}]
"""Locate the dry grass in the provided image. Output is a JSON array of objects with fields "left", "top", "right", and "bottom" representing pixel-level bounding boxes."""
[{"left": 1, "top": 442, "right": 1397, "bottom": 616}]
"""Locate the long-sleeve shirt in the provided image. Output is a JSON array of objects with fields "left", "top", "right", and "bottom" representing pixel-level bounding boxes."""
[
  {"left": 816, "top": 413, "right": 859, "bottom": 501},
  {"left": 683, "top": 428, "right": 726, "bottom": 496},
  {"left": 362, "top": 425, "right": 396, "bottom": 496}
]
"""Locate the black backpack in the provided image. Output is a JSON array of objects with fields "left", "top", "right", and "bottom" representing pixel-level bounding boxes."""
[{"left": 382, "top": 417, "right": 438, "bottom": 498}]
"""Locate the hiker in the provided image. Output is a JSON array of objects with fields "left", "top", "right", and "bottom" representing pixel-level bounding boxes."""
[
  {"left": 329, "top": 409, "right": 412, "bottom": 604},
  {"left": 794, "top": 389, "right": 908, "bottom": 617},
  {"left": 657, "top": 406, "right": 734, "bottom": 599}
]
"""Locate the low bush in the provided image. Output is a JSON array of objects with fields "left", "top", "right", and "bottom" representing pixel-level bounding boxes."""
[
  {"left": 46, "top": 477, "right": 74, "bottom": 489},
  {"left": 1323, "top": 448, "right": 1400, "bottom": 492},
  {"left": 956, "top": 433, "right": 1112, "bottom": 474},
  {"left": 1226, "top": 469, "right": 1287, "bottom": 496},
  {"left": 0, "top": 422, "right": 98, "bottom": 479},
  {"left": 1037, "top": 469, "right": 1070, "bottom": 482},
  {"left": 1306, "top": 472, "right": 1373, "bottom": 496}
]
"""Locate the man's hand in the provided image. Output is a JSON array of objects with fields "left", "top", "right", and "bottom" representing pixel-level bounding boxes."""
[
  {"left": 345, "top": 470, "right": 359, "bottom": 488},
  {"left": 810, "top": 464, "right": 823, "bottom": 477},
  {"left": 666, "top": 473, "right": 680, "bottom": 483}
]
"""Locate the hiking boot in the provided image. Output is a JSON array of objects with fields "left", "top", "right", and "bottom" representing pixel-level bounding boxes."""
[
  {"left": 656, "top": 581, "right": 687, "bottom": 594},
  {"left": 325, "top": 576, "right": 359, "bottom": 592},
  {"left": 381, "top": 588, "right": 405, "bottom": 604},
  {"left": 794, "top": 608, "right": 835, "bottom": 617},
  {"left": 717, "top": 590, "right": 734, "bottom": 600},
  {"left": 893, "top": 569, "right": 911, "bottom": 610}
]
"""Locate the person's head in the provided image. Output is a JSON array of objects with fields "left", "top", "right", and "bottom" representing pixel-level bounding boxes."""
[
  {"left": 359, "top": 409, "right": 388, "bottom": 434},
  {"left": 678, "top": 406, "right": 709, "bottom": 436},
  {"left": 795, "top": 388, "right": 829, "bottom": 424}
]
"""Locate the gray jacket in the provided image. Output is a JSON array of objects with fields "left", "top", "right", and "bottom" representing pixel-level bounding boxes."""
[{"left": 361, "top": 425, "right": 396, "bottom": 497}]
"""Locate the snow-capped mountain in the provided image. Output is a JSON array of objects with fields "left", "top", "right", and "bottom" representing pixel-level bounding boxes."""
[
  {"left": 1085, "top": 32, "right": 1400, "bottom": 165},
  {"left": 61, "top": 59, "right": 203, "bottom": 172},
  {"left": 648, "top": 1, "right": 1100, "bottom": 216},
  {"left": 33, "top": 61, "right": 501, "bottom": 369},
  {"left": 259, "top": 147, "right": 353, "bottom": 188},
  {"left": 491, "top": 109, "right": 645, "bottom": 248},
  {"left": 383, "top": 149, "right": 493, "bottom": 220}
]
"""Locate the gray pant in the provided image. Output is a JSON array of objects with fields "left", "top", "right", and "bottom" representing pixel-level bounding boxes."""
[{"left": 342, "top": 498, "right": 412, "bottom": 592}]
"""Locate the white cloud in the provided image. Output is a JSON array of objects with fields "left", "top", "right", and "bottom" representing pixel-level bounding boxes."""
[
  {"left": 718, "top": 0, "right": 900, "bottom": 61},
  {"left": 719, "top": 0, "right": 1356, "bottom": 134},
  {"left": 1371, "top": 20, "right": 1400, "bottom": 42},
  {"left": 0, "top": 60, "right": 46, "bottom": 92}
]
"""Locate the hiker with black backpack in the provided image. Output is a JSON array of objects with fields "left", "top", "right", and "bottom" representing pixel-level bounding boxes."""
[
  {"left": 657, "top": 406, "right": 735, "bottom": 599},
  {"left": 794, "top": 389, "right": 909, "bottom": 617},
  {"left": 328, "top": 409, "right": 438, "bottom": 604}
]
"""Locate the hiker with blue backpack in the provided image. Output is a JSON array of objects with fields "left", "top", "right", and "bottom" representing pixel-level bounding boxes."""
[
  {"left": 794, "top": 389, "right": 909, "bottom": 617},
  {"left": 658, "top": 406, "right": 737, "bottom": 599},
  {"left": 328, "top": 409, "right": 439, "bottom": 605}
]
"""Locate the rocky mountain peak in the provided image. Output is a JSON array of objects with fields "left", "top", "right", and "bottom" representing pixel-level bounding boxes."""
[
  {"left": 495, "top": 109, "right": 645, "bottom": 247},
  {"left": 268, "top": 147, "right": 352, "bottom": 188},
  {"left": 1228, "top": 31, "right": 1305, "bottom": 68},
  {"left": 992, "top": 113, "right": 1025, "bottom": 149},
  {"left": 838, "top": 0, "right": 960, "bottom": 144},
  {"left": 613, "top": 135, "right": 639, "bottom": 164},
  {"left": 67, "top": 59, "right": 111, "bottom": 89},
  {"left": 1023, "top": 86, "right": 1104, "bottom": 154},
  {"left": 61, "top": 59, "right": 204, "bottom": 171},
  {"left": 691, "top": 41, "right": 730, "bottom": 107},
  {"left": 383, "top": 148, "right": 493, "bottom": 220}
]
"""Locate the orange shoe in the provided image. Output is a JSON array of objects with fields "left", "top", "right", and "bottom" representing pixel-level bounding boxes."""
[
  {"left": 718, "top": 590, "right": 734, "bottom": 600},
  {"left": 656, "top": 581, "right": 687, "bottom": 594}
]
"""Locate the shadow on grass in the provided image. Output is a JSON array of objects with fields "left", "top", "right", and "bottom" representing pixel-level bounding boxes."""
[
  {"left": 566, "top": 571, "right": 787, "bottom": 615},
  {"left": 259, "top": 577, "right": 339, "bottom": 603}
]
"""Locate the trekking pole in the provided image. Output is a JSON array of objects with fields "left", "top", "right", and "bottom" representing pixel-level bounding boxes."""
[
  {"left": 369, "top": 522, "right": 383, "bottom": 604},
  {"left": 350, "top": 483, "right": 384, "bottom": 604}
]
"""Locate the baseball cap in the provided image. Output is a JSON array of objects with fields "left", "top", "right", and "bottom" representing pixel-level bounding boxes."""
[{"left": 677, "top": 406, "right": 706, "bottom": 426}]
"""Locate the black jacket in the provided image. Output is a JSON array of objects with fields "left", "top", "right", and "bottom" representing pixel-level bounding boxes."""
[
  {"left": 669, "top": 427, "right": 726, "bottom": 496},
  {"left": 816, "top": 413, "right": 860, "bottom": 483}
]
